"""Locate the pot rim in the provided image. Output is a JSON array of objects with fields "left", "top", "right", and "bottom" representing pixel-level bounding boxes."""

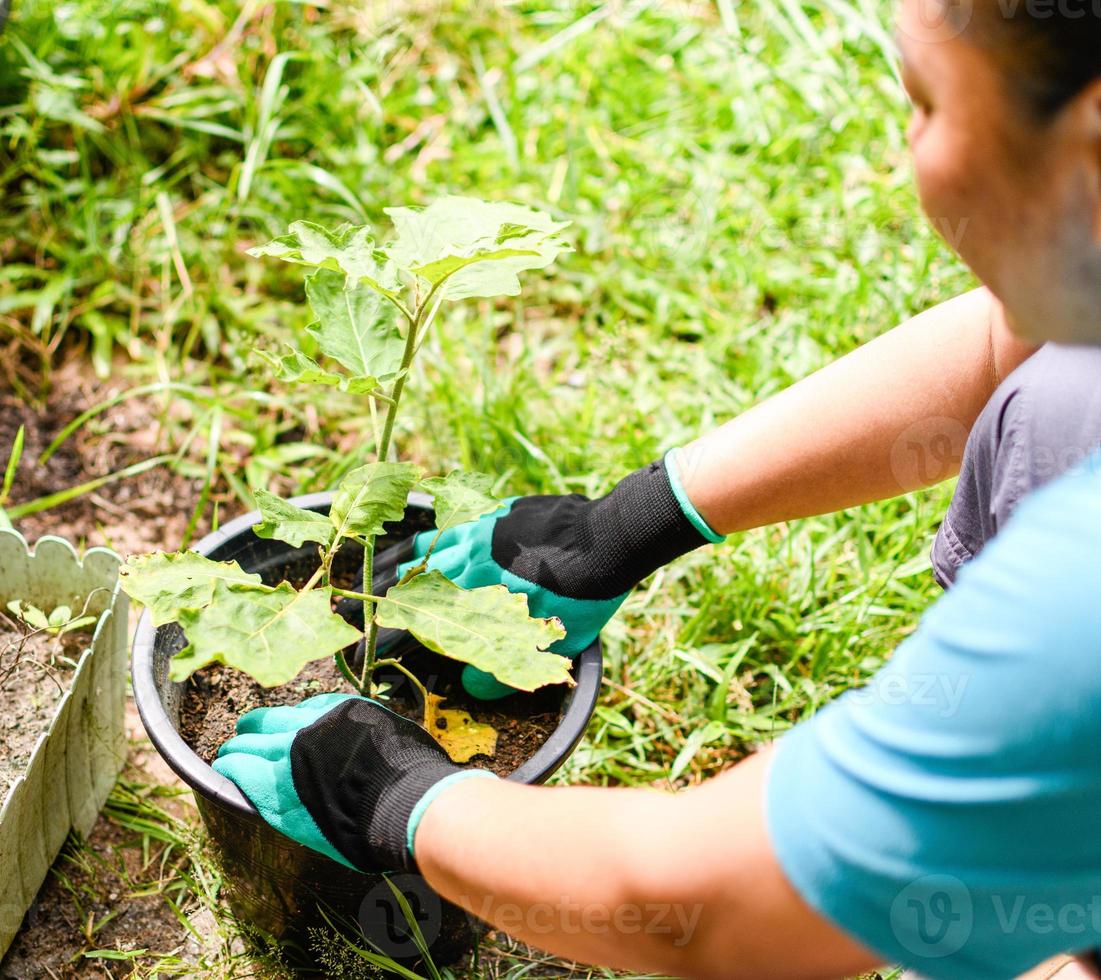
[{"left": 131, "top": 491, "right": 603, "bottom": 816}]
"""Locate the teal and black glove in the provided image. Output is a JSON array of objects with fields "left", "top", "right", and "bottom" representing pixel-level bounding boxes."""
[
  {"left": 400, "top": 449, "right": 724, "bottom": 700},
  {"left": 212, "top": 693, "right": 496, "bottom": 872}
]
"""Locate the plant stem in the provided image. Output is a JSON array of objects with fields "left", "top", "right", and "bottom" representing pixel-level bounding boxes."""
[
  {"left": 374, "top": 657, "right": 430, "bottom": 712},
  {"left": 375, "top": 322, "right": 420, "bottom": 460},
  {"left": 302, "top": 562, "right": 327, "bottom": 592},
  {"left": 359, "top": 297, "right": 427, "bottom": 690},
  {"left": 331, "top": 587, "right": 386, "bottom": 602},
  {"left": 357, "top": 540, "right": 375, "bottom": 689},
  {"left": 334, "top": 648, "right": 360, "bottom": 691}
]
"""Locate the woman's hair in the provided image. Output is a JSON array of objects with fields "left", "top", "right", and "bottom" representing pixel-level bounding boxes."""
[{"left": 947, "top": 0, "right": 1101, "bottom": 119}]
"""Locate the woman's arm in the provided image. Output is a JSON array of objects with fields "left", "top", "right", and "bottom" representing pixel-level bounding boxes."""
[
  {"left": 418, "top": 462, "right": 1101, "bottom": 980},
  {"left": 679, "top": 287, "right": 1037, "bottom": 533},
  {"left": 415, "top": 749, "right": 878, "bottom": 980}
]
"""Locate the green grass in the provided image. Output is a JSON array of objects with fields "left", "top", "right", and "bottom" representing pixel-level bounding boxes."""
[{"left": 1, "top": 0, "right": 969, "bottom": 974}]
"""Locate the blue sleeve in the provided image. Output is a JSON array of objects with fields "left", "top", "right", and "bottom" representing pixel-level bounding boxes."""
[{"left": 766, "top": 454, "right": 1101, "bottom": 980}]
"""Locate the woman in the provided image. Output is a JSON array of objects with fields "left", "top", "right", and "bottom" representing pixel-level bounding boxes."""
[{"left": 213, "top": 2, "right": 1101, "bottom": 976}]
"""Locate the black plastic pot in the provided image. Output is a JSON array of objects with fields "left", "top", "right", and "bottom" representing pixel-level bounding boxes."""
[{"left": 131, "top": 492, "right": 602, "bottom": 971}]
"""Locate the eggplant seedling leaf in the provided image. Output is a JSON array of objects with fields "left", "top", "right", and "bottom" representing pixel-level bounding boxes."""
[
  {"left": 383, "top": 197, "right": 571, "bottom": 300},
  {"left": 305, "top": 268, "right": 405, "bottom": 380},
  {"left": 248, "top": 221, "right": 400, "bottom": 299},
  {"left": 6, "top": 600, "right": 49, "bottom": 631},
  {"left": 173, "top": 582, "right": 361, "bottom": 686},
  {"left": 258, "top": 347, "right": 381, "bottom": 395},
  {"left": 420, "top": 470, "right": 503, "bottom": 533},
  {"left": 253, "top": 489, "right": 336, "bottom": 549},
  {"left": 259, "top": 348, "right": 343, "bottom": 388},
  {"left": 330, "top": 461, "right": 421, "bottom": 540},
  {"left": 6, "top": 601, "right": 95, "bottom": 635},
  {"left": 424, "top": 693, "right": 497, "bottom": 763},
  {"left": 119, "top": 552, "right": 265, "bottom": 627},
  {"left": 375, "top": 570, "right": 571, "bottom": 692}
]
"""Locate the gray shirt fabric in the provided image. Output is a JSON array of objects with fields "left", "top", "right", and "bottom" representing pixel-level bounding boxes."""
[{"left": 931, "top": 343, "right": 1101, "bottom": 588}]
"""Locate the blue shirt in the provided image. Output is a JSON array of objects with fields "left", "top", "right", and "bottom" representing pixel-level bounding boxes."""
[{"left": 767, "top": 449, "right": 1101, "bottom": 978}]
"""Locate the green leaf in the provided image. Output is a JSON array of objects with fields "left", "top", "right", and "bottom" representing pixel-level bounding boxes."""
[
  {"left": 305, "top": 268, "right": 404, "bottom": 379},
  {"left": 259, "top": 348, "right": 344, "bottom": 388},
  {"left": 341, "top": 375, "right": 387, "bottom": 394},
  {"left": 374, "top": 570, "right": 571, "bottom": 692},
  {"left": 119, "top": 552, "right": 264, "bottom": 627},
  {"left": 329, "top": 461, "right": 421, "bottom": 539},
  {"left": 57, "top": 615, "right": 98, "bottom": 636},
  {"left": 257, "top": 348, "right": 381, "bottom": 395},
  {"left": 248, "top": 221, "right": 400, "bottom": 298},
  {"left": 174, "top": 582, "right": 361, "bottom": 686},
  {"left": 384, "top": 196, "right": 571, "bottom": 300},
  {"left": 2, "top": 423, "right": 24, "bottom": 503},
  {"left": 165, "top": 644, "right": 210, "bottom": 682},
  {"left": 6, "top": 600, "right": 49, "bottom": 631},
  {"left": 252, "top": 489, "right": 336, "bottom": 549},
  {"left": 421, "top": 470, "right": 503, "bottom": 532}
]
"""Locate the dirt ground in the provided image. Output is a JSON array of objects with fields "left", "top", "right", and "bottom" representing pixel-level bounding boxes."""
[
  {"left": 1, "top": 708, "right": 199, "bottom": 979},
  {"left": 1, "top": 359, "right": 215, "bottom": 556},
  {"left": 0, "top": 615, "right": 86, "bottom": 793},
  {"left": 0, "top": 360, "right": 220, "bottom": 977}
]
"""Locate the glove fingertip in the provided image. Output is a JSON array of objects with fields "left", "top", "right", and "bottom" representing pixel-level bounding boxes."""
[
  {"left": 212, "top": 751, "right": 245, "bottom": 776},
  {"left": 233, "top": 705, "right": 273, "bottom": 735},
  {"left": 299, "top": 691, "right": 356, "bottom": 713},
  {"left": 461, "top": 664, "right": 517, "bottom": 701}
]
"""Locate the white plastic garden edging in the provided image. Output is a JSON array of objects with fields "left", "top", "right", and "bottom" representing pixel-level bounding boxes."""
[{"left": 0, "top": 529, "right": 128, "bottom": 958}]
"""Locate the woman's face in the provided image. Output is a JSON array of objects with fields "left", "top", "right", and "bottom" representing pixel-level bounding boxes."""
[{"left": 898, "top": 0, "right": 1101, "bottom": 344}]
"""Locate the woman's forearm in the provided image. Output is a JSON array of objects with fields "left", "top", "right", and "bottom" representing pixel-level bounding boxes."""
[
  {"left": 415, "top": 750, "right": 876, "bottom": 979},
  {"left": 679, "top": 288, "right": 1037, "bottom": 534}
]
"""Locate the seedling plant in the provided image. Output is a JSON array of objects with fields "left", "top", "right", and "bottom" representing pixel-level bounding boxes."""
[
  {"left": 1, "top": 599, "right": 100, "bottom": 696},
  {"left": 120, "top": 197, "right": 576, "bottom": 761}
]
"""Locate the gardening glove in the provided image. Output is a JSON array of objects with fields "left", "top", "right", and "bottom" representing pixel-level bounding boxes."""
[
  {"left": 212, "top": 692, "right": 496, "bottom": 873},
  {"left": 399, "top": 448, "right": 725, "bottom": 700}
]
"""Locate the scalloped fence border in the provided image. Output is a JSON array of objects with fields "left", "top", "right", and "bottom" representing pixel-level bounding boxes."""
[{"left": 0, "top": 529, "right": 128, "bottom": 958}]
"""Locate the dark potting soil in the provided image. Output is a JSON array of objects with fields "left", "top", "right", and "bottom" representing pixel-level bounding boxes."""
[
  {"left": 0, "top": 613, "right": 92, "bottom": 792},
  {"left": 179, "top": 654, "right": 562, "bottom": 776},
  {"left": 177, "top": 559, "right": 567, "bottom": 777}
]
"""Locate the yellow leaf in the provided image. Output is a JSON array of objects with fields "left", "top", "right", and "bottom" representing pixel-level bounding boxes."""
[{"left": 424, "top": 693, "right": 498, "bottom": 763}]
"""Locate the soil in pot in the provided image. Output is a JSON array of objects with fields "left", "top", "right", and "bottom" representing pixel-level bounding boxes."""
[
  {"left": 176, "top": 555, "right": 566, "bottom": 777},
  {"left": 0, "top": 612, "right": 94, "bottom": 792}
]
